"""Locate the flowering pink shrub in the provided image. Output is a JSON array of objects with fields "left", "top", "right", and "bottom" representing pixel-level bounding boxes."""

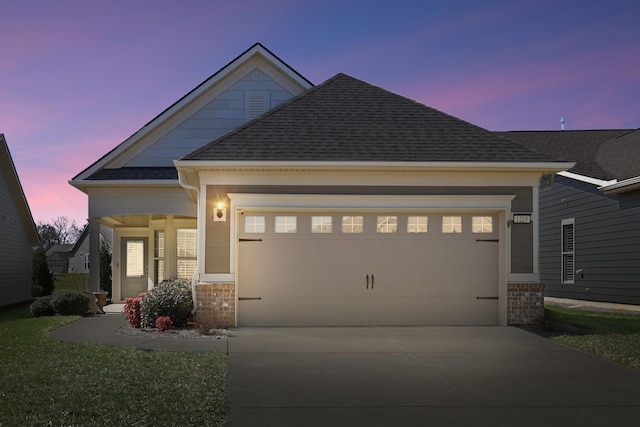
[
  {"left": 155, "top": 316, "right": 173, "bottom": 332},
  {"left": 123, "top": 293, "right": 145, "bottom": 328}
]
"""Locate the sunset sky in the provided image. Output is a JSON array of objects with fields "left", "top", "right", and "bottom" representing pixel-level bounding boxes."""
[{"left": 1, "top": 0, "right": 639, "bottom": 228}]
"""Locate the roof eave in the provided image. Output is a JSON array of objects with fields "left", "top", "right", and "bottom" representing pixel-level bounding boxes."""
[{"left": 599, "top": 176, "right": 640, "bottom": 194}]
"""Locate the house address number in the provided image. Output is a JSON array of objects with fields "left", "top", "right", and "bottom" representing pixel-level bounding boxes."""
[{"left": 512, "top": 213, "right": 532, "bottom": 224}]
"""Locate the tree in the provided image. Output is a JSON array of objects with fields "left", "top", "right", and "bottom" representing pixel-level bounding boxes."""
[
  {"left": 32, "top": 246, "right": 54, "bottom": 296},
  {"left": 36, "top": 216, "right": 83, "bottom": 250},
  {"left": 99, "top": 239, "right": 112, "bottom": 296}
]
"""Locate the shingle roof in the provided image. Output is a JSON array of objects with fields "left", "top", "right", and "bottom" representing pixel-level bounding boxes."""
[
  {"left": 596, "top": 129, "right": 640, "bottom": 181},
  {"left": 87, "top": 167, "right": 178, "bottom": 180},
  {"left": 496, "top": 129, "right": 636, "bottom": 180},
  {"left": 183, "top": 74, "right": 556, "bottom": 163}
]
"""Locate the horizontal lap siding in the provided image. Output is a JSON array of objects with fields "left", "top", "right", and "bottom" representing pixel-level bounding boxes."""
[{"left": 539, "top": 178, "right": 640, "bottom": 305}]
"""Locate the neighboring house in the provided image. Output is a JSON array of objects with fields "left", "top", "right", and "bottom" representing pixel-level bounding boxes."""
[
  {"left": 68, "top": 225, "right": 113, "bottom": 274},
  {"left": 0, "top": 134, "right": 39, "bottom": 307},
  {"left": 70, "top": 43, "right": 572, "bottom": 327},
  {"left": 46, "top": 244, "right": 73, "bottom": 273},
  {"left": 498, "top": 129, "right": 640, "bottom": 305}
]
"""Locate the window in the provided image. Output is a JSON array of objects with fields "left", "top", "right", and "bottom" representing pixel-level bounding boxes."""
[
  {"left": 472, "top": 216, "right": 493, "bottom": 233},
  {"left": 275, "top": 216, "right": 297, "bottom": 233},
  {"left": 561, "top": 219, "right": 575, "bottom": 284},
  {"left": 125, "top": 240, "right": 145, "bottom": 277},
  {"left": 407, "top": 216, "right": 428, "bottom": 233},
  {"left": 312, "top": 216, "right": 332, "bottom": 233},
  {"left": 154, "top": 230, "right": 165, "bottom": 284},
  {"left": 442, "top": 216, "right": 462, "bottom": 233},
  {"left": 177, "top": 229, "right": 197, "bottom": 280},
  {"left": 244, "top": 215, "right": 266, "bottom": 233},
  {"left": 377, "top": 216, "right": 397, "bottom": 233},
  {"left": 342, "top": 216, "right": 363, "bottom": 233}
]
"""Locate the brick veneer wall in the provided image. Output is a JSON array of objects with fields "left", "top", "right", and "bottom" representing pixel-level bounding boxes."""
[
  {"left": 195, "top": 283, "right": 235, "bottom": 328},
  {"left": 507, "top": 282, "right": 545, "bottom": 324}
]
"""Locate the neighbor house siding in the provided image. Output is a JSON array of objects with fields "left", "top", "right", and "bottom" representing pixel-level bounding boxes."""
[
  {"left": 125, "top": 69, "right": 295, "bottom": 167},
  {"left": 539, "top": 176, "right": 640, "bottom": 304},
  {"left": 0, "top": 166, "right": 33, "bottom": 306}
]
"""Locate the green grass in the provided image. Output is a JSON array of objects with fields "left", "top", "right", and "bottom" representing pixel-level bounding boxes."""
[
  {"left": 53, "top": 273, "right": 90, "bottom": 292},
  {"left": 545, "top": 305, "right": 640, "bottom": 371},
  {"left": 0, "top": 305, "right": 227, "bottom": 426}
]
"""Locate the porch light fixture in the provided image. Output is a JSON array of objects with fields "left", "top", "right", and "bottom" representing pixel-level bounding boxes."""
[{"left": 214, "top": 200, "right": 227, "bottom": 222}]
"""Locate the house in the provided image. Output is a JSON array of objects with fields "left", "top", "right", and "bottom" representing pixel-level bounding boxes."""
[
  {"left": 0, "top": 134, "right": 39, "bottom": 307},
  {"left": 67, "top": 225, "right": 113, "bottom": 274},
  {"left": 70, "top": 43, "right": 573, "bottom": 327},
  {"left": 498, "top": 129, "right": 640, "bottom": 305},
  {"left": 46, "top": 244, "right": 73, "bottom": 273}
]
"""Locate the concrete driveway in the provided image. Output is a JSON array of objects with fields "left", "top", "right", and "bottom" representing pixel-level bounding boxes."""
[{"left": 226, "top": 326, "right": 640, "bottom": 426}]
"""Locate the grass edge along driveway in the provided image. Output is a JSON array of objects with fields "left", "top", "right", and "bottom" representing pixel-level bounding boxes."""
[{"left": 0, "top": 306, "right": 227, "bottom": 427}]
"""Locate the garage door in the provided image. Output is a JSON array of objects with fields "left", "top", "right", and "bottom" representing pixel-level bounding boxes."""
[{"left": 238, "top": 211, "right": 499, "bottom": 326}]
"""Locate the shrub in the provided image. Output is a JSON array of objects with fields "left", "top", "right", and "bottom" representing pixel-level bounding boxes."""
[
  {"left": 30, "top": 295, "right": 56, "bottom": 317},
  {"left": 140, "top": 279, "right": 193, "bottom": 329},
  {"left": 51, "top": 291, "right": 90, "bottom": 316},
  {"left": 155, "top": 316, "right": 173, "bottom": 332},
  {"left": 124, "top": 294, "right": 145, "bottom": 328},
  {"left": 32, "top": 246, "right": 54, "bottom": 296}
]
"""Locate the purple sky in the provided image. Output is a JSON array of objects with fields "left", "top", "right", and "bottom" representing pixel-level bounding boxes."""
[{"left": 1, "top": 0, "right": 639, "bottom": 228}]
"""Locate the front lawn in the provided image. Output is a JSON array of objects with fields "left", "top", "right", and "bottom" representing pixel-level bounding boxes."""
[
  {"left": 0, "top": 305, "right": 227, "bottom": 426},
  {"left": 544, "top": 305, "right": 640, "bottom": 371},
  {"left": 53, "top": 272, "right": 90, "bottom": 292}
]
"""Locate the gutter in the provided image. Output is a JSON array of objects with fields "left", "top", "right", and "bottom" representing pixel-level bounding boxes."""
[{"left": 177, "top": 169, "right": 200, "bottom": 314}]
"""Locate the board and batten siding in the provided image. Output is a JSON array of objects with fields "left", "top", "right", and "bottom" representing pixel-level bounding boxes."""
[
  {"left": 0, "top": 165, "right": 34, "bottom": 306},
  {"left": 539, "top": 176, "right": 640, "bottom": 305},
  {"left": 125, "top": 69, "right": 296, "bottom": 167}
]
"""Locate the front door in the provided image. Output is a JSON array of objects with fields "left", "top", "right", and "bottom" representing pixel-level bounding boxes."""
[{"left": 121, "top": 237, "right": 149, "bottom": 299}]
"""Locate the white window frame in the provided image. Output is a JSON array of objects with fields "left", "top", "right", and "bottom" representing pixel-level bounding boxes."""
[
  {"left": 244, "top": 215, "right": 266, "bottom": 233},
  {"left": 472, "top": 216, "right": 494, "bottom": 233},
  {"left": 561, "top": 218, "right": 575, "bottom": 284},
  {"left": 342, "top": 216, "right": 364, "bottom": 233},
  {"left": 176, "top": 229, "right": 197, "bottom": 280},
  {"left": 311, "top": 216, "right": 332, "bottom": 233},
  {"left": 376, "top": 216, "right": 398, "bottom": 233},
  {"left": 275, "top": 216, "right": 297, "bottom": 233},
  {"left": 442, "top": 215, "right": 462, "bottom": 234},
  {"left": 407, "top": 216, "right": 428, "bottom": 233}
]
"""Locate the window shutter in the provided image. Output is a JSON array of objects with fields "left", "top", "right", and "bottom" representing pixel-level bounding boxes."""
[
  {"left": 561, "top": 219, "right": 575, "bottom": 284},
  {"left": 245, "top": 91, "right": 270, "bottom": 121}
]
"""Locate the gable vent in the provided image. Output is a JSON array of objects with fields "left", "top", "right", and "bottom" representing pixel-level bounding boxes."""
[{"left": 246, "top": 91, "right": 270, "bottom": 121}]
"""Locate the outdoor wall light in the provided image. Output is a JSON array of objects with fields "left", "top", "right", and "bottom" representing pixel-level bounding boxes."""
[{"left": 213, "top": 200, "right": 227, "bottom": 222}]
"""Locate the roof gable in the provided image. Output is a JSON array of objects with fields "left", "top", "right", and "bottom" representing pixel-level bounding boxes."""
[
  {"left": 71, "top": 43, "right": 312, "bottom": 185},
  {"left": 183, "top": 74, "right": 556, "bottom": 163},
  {"left": 0, "top": 134, "right": 39, "bottom": 244}
]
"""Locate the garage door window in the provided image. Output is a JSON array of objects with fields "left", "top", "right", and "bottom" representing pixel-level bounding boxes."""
[
  {"left": 442, "top": 216, "right": 462, "bottom": 233},
  {"left": 245, "top": 216, "right": 265, "bottom": 233},
  {"left": 342, "top": 216, "right": 363, "bottom": 233},
  {"left": 275, "top": 216, "right": 297, "bottom": 233},
  {"left": 472, "top": 216, "right": 493, "bottom": 233},
  {"left": 312, "top": 216, "right": 332, "bottom": 233},
  {"left": 377, "top": 216, "right": 398, "bottom": 233},
  {"left": 407, "top": 216, "right": 428, "bottom": 233}
]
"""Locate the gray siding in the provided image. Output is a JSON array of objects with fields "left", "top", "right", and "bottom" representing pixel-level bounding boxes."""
[
  {"left": 539, "top": 176, "right": 640, "bottom": 304},
  {"left": 0, "top": 166, "right": 33, "bottom": 306},
  {"left": 126, "top": 69, "right": 295, "bottom": 167}
]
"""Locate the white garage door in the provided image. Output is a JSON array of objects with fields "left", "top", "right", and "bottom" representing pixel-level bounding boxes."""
[{"left": 238, "top": 211, "right": 499, "bottom": 326}]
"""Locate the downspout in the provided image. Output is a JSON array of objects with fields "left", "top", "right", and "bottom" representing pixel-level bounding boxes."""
[
  {"left": 177, "top": 169, "right": 200, "bottom": 315},
  {"left": 541, "top": 173, "right": 555, "bottom": 191}
]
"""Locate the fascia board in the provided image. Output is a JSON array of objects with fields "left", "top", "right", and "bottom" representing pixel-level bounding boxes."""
[
  {"left": 599, "top": 175, "right": 640, "bottom": 193},
  {"left": 557, "top": 171, "right": 616, "bottom": 187},
  {"left": 174, "top": 160, "right": 575, "bottom": 173},
  {"left": 69, "top": 179, "right": 179, "bottom": 193}
]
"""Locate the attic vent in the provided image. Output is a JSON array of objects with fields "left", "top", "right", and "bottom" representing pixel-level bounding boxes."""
[{"left": 245, "top": 91, "right": 270, "bottom": 121}]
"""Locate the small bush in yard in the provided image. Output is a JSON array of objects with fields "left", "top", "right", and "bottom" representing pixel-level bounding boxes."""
[
  {"left": 30, "top": 295, "right": 56, "bottom": 317},
  {"left": 155, "top": 316, "right": 173, "bottom": 332},
  {"left": 124, "top": 293, "right": 145, "bottom": 328},
  {"left": 51, "top": 291, "right": 90, "bottom": 316},
  {"left": 140, "top": 279, "right": 193, "bottom": 329}
]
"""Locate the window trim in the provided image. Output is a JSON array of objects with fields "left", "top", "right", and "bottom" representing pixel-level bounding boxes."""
[{"left": 561, "top": 218, "right": 575, "bottom": 284}]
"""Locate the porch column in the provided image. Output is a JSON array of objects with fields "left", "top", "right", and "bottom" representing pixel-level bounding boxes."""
[{"left": 88, "top": 218, "right": 101, "bottom": 294}]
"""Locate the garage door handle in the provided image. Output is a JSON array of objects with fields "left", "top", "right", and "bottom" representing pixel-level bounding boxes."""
[
  {"left": 371, "top": 274, "right": 374, "bottom": 289},
  {"left": 476, "top": 296, "right": 499, "bottom": 300},
  {"left": 366, "top": 274, "right": 369, "bottom": 289}
]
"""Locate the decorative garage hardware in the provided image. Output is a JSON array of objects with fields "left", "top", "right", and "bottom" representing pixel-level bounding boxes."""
[
  {"left": 511, "top": 213, "right": 532, "bottom": 225},
  {"left": 365, "top": 274, "right": 375, "bottom": 289},
  {"left": 476, "top": 239, "right": 499, "bottom": 242},
  {"left": 239, "top": 297, "right": 262, "bottom": 301},
  {"left": 239, "top": 238, "right": 263, "bottom": 242},
  {"left": 476, "top": 296, "right": 499, "bottom": 300}
]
